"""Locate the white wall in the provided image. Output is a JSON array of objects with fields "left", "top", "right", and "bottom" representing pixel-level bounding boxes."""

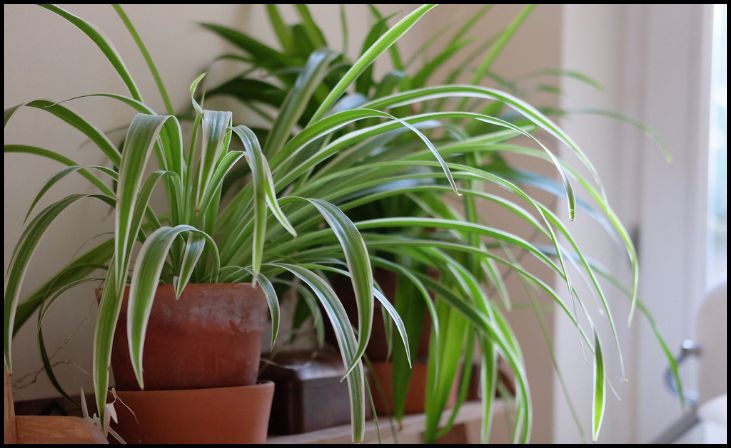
[{"left": 555, "top": 4, "right": 716, "bottom": 443}]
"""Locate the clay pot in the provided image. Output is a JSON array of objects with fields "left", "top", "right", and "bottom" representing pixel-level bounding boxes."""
[
  {"left": 111, "top": 382, "right": 274, "bottom": 444},
  {"left": 330, "top": 269, "right": 441, "bottom": 415},
  {"left": 98, "top": 283, "right": 272, "bottom": 443},
  {"left": 106, "top": 283, "right": 268, "bottom": 391},
  {"left": 329, "top": 269, "right": 432, "bottom": 361},
  {"left": 369, "top": 361, "right": 457, "bottom": 415}
]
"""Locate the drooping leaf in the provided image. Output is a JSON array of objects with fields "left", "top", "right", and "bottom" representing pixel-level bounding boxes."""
[
  {"left": 127, "top": 225, "right": 218, "bottom": 388},
  {"left": 291, "top": 198, "right": 374, "bottom": 375},
  {"left": 231, "top": 125, "right": 296, "bottom": 279},
  {"left": 13, "top": 238, "right": 114, "bottom": 334},
  {"left": 24, "top": 165, "right": 116, "bottom": 222},
  {"left": 5, "top": 101, "right": 121, "bottom": 165},
  {"left": 592, "top": 332, "right": 606, "bottom": 442},
  {"left": 270, "top": 263, "right": 366, "bottom": 443},
  {"left": 5, "top": 194, "right": 113, "bottom": 371}
]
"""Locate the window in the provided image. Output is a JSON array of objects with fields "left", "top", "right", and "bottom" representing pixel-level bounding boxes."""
[{"left": 707, "top": 4, "right": 727, "bottom": 289}]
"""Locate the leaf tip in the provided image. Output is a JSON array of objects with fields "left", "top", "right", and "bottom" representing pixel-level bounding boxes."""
[
  {"left": 134, "top": 369, "right": 145, "bottom": 391},
  {"left": 285, "top": 225, "right": 298, "bottom": 238}
]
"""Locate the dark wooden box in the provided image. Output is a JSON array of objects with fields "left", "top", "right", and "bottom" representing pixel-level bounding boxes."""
[{"left": 259, "top": 350, "right": 363, "bottom": 435}]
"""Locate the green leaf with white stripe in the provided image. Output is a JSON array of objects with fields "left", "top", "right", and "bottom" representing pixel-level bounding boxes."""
[
  {"left": 175, "top": 234, "right": 206, "bottom": 298},
  {"left": 24, "top": 165, "right": 116, "bottom": 222},
  {"left": 293, "top": 198, "right": 374, "bottom": 375},
  {"left": 13, "top": 238, "right": 114, "bottom": 334},
  {"left": 114, "top": 114, "right": 176, "bottom": 281},
  {"left": 5, "top": 100, "right": 121, "bottom": 165},
  {"left": 231, "top": 125, "right": 296, "bottom": 278},
  {"left": 127, "top": 225, "right": 218, "bottom": 388},
  {"left": 242, "top": 268, "right": 280, "bottom": 348},
  {"left": 197, "top": 150, "right": 244, "bottom": 217},
  {"left": 232, "top": 126, "right": 295, "bottom": 237},
  {"left": 271, "top": 263, "right": 366, "bottom": 443},
  {"left": 5, "top": 194, "right": 112, "bottom": 371},
  {"left": 112, "top": 4, "right": 173, "bottom": 114},
  {"left": 194, "top": 110, "right": 232, "bottom": 212},
  {"left": 592, "top": 332, "right": 606, "bottom": 442},
  {"left": 302, "top": 261, "right": 411, "bottom": 368}
]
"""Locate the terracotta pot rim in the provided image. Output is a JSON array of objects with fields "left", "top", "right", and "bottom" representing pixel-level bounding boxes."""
[
  {"left": 142, "top": 283, "right": 260, "bottom": 292},
  {"left": 114, "top": 380, "right": 274, "bottom": 397},
  {"left": 95, "top": 282, "right": 262, "bottom": 299},
  {"left": 153, "top": 282, "right": 257, "bottom": 288},
  {"left": 95, "top": 282, "right": 259, "bottom": 294}
]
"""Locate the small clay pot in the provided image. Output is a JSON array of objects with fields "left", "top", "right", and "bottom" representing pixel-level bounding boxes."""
[
  {"left": 103, "top": 283, "right": 268, "bottom": 391},
  {"left": 111, "top": 382, "right": 274, "bottom": 444},
  {"left": 329, "top": 269, "right": 433, "bottom": 361},
  {"left": 369, "top": 361, "right": 457, "bottom": 415}
]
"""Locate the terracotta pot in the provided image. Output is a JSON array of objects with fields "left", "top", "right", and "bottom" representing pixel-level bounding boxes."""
[
  {"left": 369, "top": 361, "right": 457, "bottom": 415},
  {"left": 111, "top": 382, "right": 274, "bottom": 444},
  {"left": 104, "top": 283, "right": 268, "bottom": 391},
  {"left": 329, "top": 269, "right": 433, "bottom": 362}
]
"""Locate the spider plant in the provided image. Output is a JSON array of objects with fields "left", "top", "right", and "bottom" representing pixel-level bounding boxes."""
[
  {"left": 201, "top": 3, "right": 680, "bottom": 442},
  {"left": 4, "top": 3, "right": 680, "bottom": 444}
]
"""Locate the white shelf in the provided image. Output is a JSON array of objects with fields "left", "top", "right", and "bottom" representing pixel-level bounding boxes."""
[{"left": 267, "top": 400, "right": 503, "bottom": 444}]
